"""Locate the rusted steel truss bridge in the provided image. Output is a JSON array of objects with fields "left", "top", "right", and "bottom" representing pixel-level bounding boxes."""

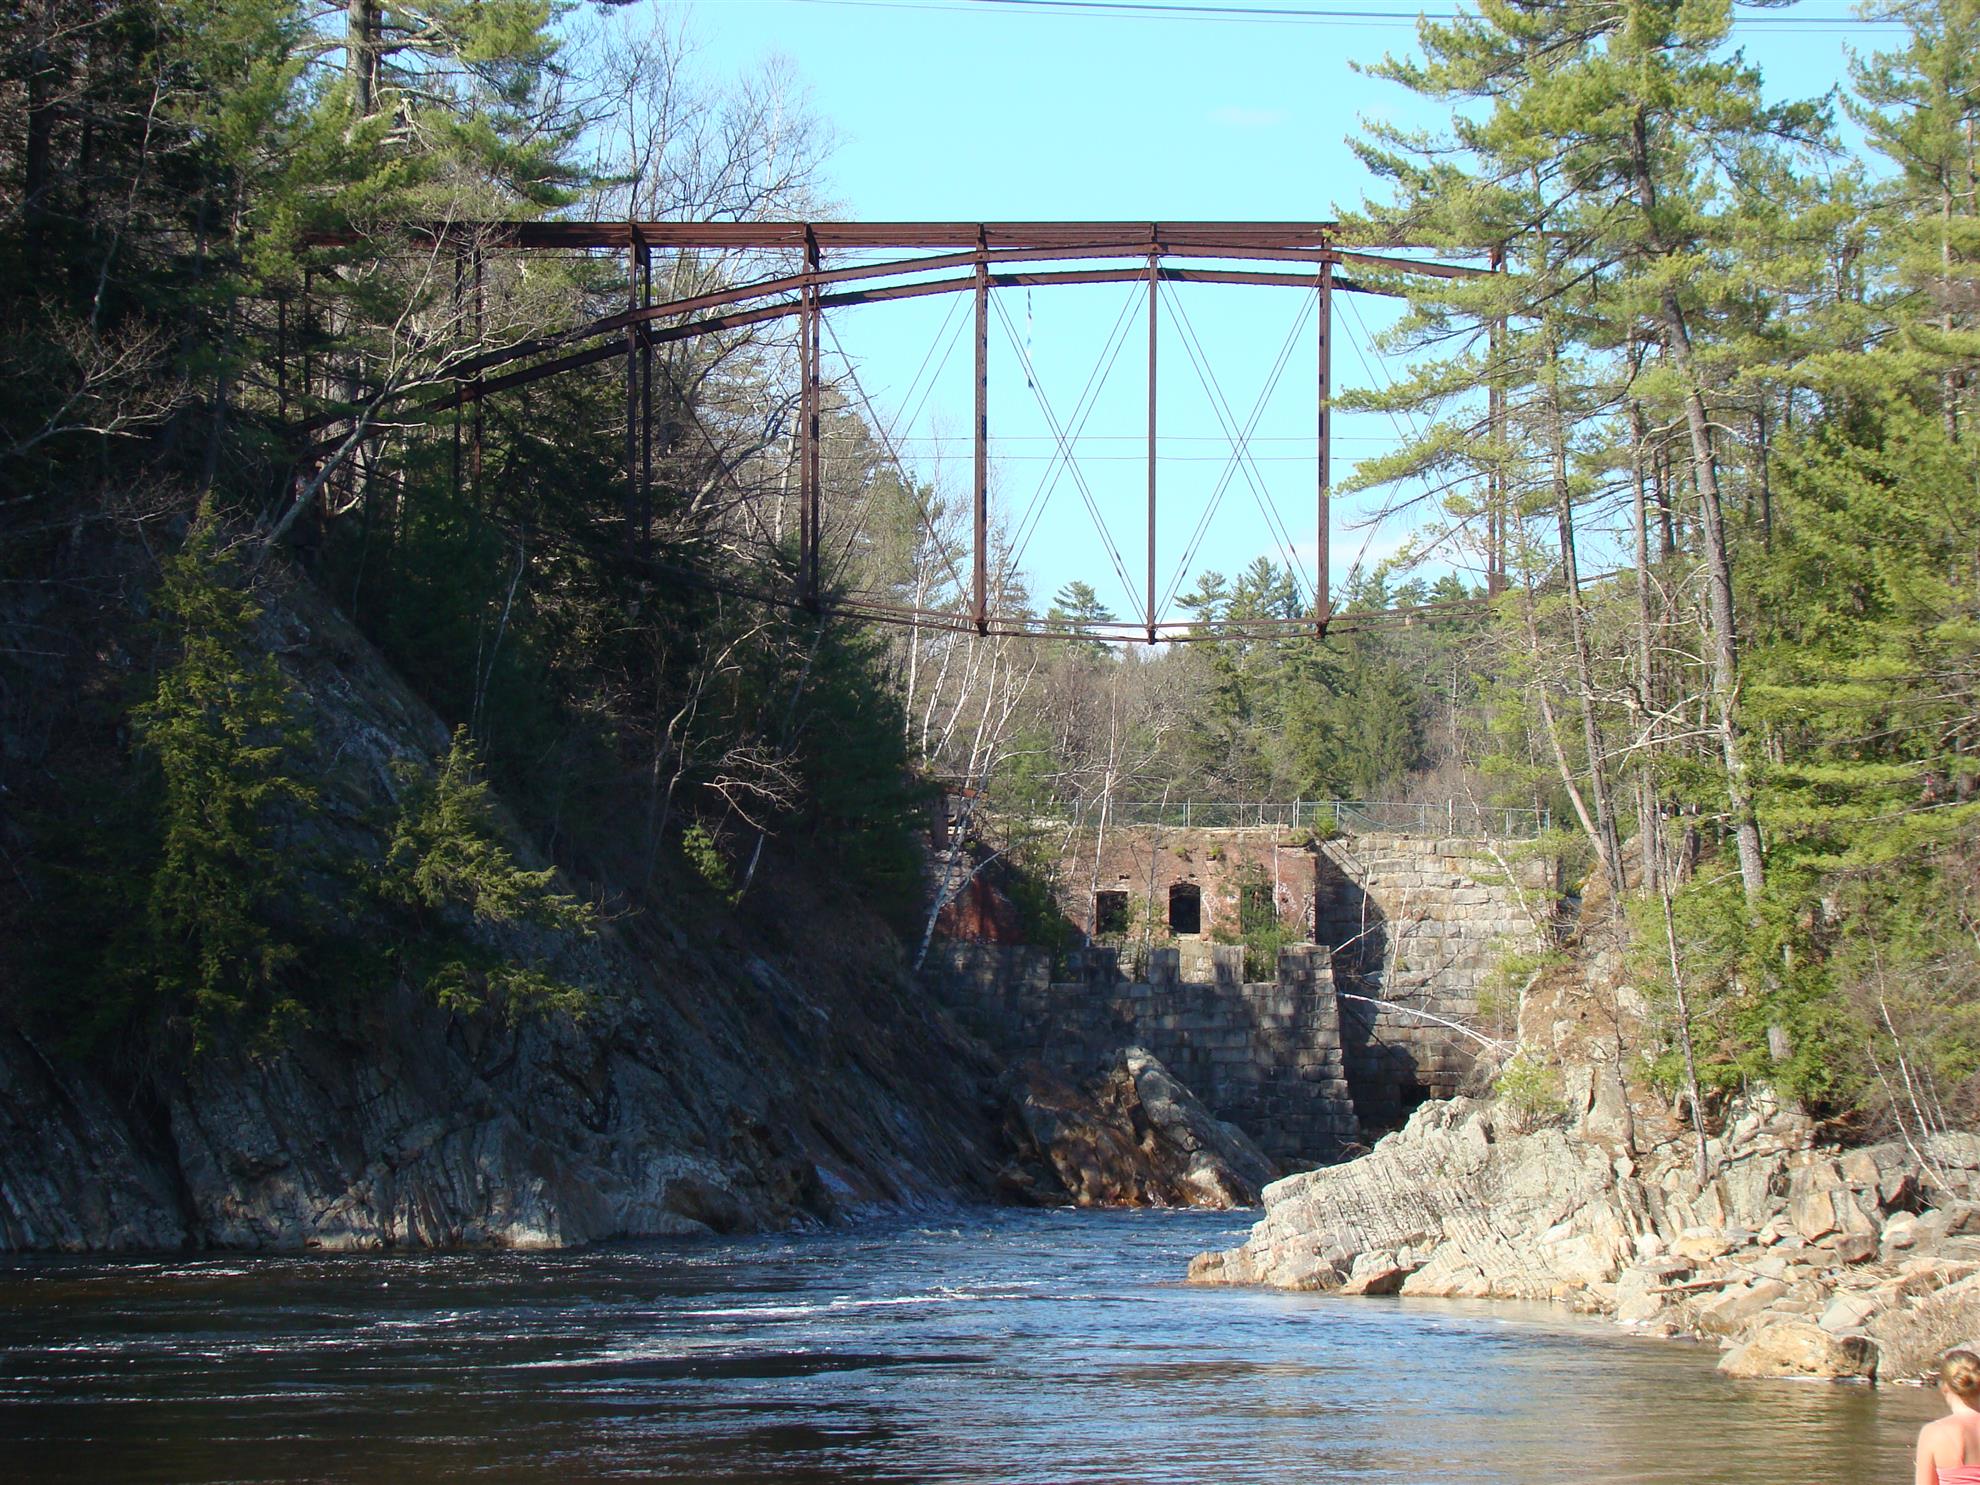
[{"left": 288, "top": 221, "right": 1502, "bottom": 643}]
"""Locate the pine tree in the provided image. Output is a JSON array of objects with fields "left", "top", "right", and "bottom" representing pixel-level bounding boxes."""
[{"left": 133, "top": 511, "right": 315, "bottom": 1048}]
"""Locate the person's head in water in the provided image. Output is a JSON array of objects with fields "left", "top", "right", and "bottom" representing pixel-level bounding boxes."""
[{"left": 1941, "top": 1349, "right": 1980, "bottom": 1404}]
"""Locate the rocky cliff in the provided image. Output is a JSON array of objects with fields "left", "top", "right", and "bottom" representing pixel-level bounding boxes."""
[
  {"left": 0, "top": 567, "right": 1007, "bottom": 1251},
  {"left": 1187, "top": 1085, "right": 1980, "bottom": 1383}
]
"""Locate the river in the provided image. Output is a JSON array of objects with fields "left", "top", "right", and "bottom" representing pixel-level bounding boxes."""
[{"left": 0, "top": 1207, "right": 1939, "bottom": 1482}]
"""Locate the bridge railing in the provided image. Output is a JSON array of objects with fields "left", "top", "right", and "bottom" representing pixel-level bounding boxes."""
[{"left": 1060, "top": 799, "right": 1551, "bottom": 839}]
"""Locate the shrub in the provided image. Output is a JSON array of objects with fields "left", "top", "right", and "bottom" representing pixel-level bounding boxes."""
[
  {"left": 379, "top": 728, "right": 594, "bottom": 1020},
  {"left": 1493, "top": 1049, "right": 1569, "bottom": 1132}
]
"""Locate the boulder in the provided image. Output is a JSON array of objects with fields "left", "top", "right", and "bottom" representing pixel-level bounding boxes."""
[
  {"left": 1790, "top": 1182, "right": 1842, "bottom": 1243},
  {"left": 1340, "top": 1250, "right": 1416, "bottom": 1295},
  {"left": 1693, "top": 1277, "right": 1790, "bottom": 1337},
  {"left": 1672, "top": 1226, "right": 1734, "bottom": 1262},
  {"left": 1819, "top": 1293, "right": 1881, "bottom": 1333},
  {"left": 1828, "top": 1230, "right": 1878, "bottom": 1265},
  {"left": 1718, "top": 1321, "right": 1877, "bottom": 1381},
  {"left": 1187, "top": 1095, "right": 1624, "bottom": 1301},
  {"left": 1615, "top": 1260, "right": 1692, "bottom": 1325},
  {"left": 1000, "top": 1048, "right": 1275, "bottom": 1209}
]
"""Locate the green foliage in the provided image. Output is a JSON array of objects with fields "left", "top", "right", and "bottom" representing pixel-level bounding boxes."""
[
  {"left": 681, "top": 823, "right": 736, "bottom": 901},
  {"left": 377, "top": 727, "right": 593, "bottom": 1019},
  {"left": 792, "top": 626, "right": 936, "bottom": 927},
  {"left": 1047, "top": 580, "right": 1118, "bottom": 662},
  {"left": 1475, "top": 944, "right": 1565, "bottom": 1038},
  {"left": 997, "top": 846, "right": 1085, "bottom": 964},
  {"left": 1493, "top": 1050, "right": 1569, "bottom": 1131},
  {"left": 131, "top": 513, "right": 316, "bottom": 1050},
  {"left": 1210, "top": 864, "right": 1295, "bottom": 980}
]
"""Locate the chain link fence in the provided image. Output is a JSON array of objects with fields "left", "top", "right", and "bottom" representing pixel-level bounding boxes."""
[{"left": 1026, "top": 798, "right": 1550, "bottom": 839}]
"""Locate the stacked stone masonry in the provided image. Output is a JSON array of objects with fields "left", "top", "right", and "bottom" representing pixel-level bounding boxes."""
[
  {"left": 929, "top": 829, "right": 1551, "bottom": 1163},
  {"left": 925, "top": 943, "right": 1360, "bottom": 1166},
  {"left": 1316, "top": 833, "right": 1550, "bottom": 1129}
]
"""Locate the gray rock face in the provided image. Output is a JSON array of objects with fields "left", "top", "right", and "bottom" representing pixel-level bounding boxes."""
[
  {"left": 1185, "top": 1082, "right": 1980, "bottom": 1385},
  {"left": 0, "top": 576, "right": 1002, "bottom": 1252},
  {"left": 1187, "top": 1098, "right": 1626, "bottom": 1299},
  {"left": 1, "top": 937, "right": 1004, "bottom": 1251},
  {"left": 998, "top": 1047, "right": 1275, "bottom": 1209}
]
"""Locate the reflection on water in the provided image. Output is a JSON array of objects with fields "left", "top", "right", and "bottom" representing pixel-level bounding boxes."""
[{"left": 0, "top": 1208, "right": 1939, "bottom": 1483}]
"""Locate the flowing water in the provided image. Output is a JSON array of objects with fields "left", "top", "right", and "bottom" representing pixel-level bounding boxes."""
[{"left": 0, "top": 1207, "right": 1940, "bottom": 1482}]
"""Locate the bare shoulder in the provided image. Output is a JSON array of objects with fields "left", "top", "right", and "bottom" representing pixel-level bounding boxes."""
[{"left": 1921, "top": 1415, "right": 1964, "bottom": 1453}]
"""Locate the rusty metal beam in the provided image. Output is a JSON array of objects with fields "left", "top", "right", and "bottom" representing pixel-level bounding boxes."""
[
  {"left": 304, "top": 261, "right": 1400, "bottom": 457},
  {"left": 471, "top": 249, "right": 484, "bottom": 500},
  {"left": 1146, "top": 240, "right": 1159, "bottom": 644},
  {"left": 294, "top": 264, "right": 1404, "bottom": 445},
  {"left": 973, "top": 231, "right": 989, "bottom": 635},
  {"left": 305, "top": 220, "right": 1351, "bottom": 252},
  {"left": 625, "top": 230, "right": 640, "bottom": 550},
  {"left": 802, "top": 227, "right": 821, "bottom": 608},
  {"left": 640, "top": 239, "right": 653, "bottom": 556},
  {"left": 1317, "top": 260, "right": 1333, "bottom": 635},
  {"left": 424, "top": 244, "right": 1450, "bottom": 394}
]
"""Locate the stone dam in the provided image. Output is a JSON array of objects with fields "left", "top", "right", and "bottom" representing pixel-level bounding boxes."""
[{"left": 925, "top": 830, "right": 1554, "bottom": 1167}]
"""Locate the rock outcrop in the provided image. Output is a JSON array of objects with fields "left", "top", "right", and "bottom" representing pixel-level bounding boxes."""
[
  {"left": 0, "top": 571, "right": 1005, "bottom": 1252},
  {"left": 1188, "top": 1088, "right": 1980, "bottom": 1384},
  {"left": 998, "top": 1047, "right": 1276, "bottom": 1209}
]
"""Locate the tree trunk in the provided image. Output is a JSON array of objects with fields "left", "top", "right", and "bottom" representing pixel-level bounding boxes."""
[
  {"left": 1544, "top": 333, "right": 1622, "bottom": 901},
  {"left": 347, "top": 0, "right": 378, "bottom": 117},
  {"left": 1629, "top": 399, "right": 1662, "bottom": 898},
  {"left": 1630, "top": 106, "right": 1765, "bottom": 904}
]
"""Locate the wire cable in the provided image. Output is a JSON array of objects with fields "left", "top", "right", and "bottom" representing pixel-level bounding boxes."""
[
  {"left": 1005, "top": 284, "right": 1144, "bottom": 575},
  {"left": 1159, "top": 283, "right": 1314, "bottom": 611}
]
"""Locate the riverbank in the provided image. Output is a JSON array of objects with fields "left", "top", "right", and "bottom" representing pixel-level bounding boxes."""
[{"left": 1187, "top": 1088, "right": 1980, "bottom": 1384}]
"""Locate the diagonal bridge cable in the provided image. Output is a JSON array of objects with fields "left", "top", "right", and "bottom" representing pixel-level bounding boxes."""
[
  {"left": 1004, "top": 284, "right": 1144, "bottom": 577},
  {"left": 820, "top": 311, "right": 974, "bottom": 600},
  {"left": 1163, "top": 283, "right": 1314, "bottom": 607},
  {"left": 1158, "top": 289, "right": 1313, "bottom": 614},
  {"left": 991, "top": 292, "right": 1142, "bottom": 616},
  {"left": 1157, "top": 284, "right": 1315, "bottom": 615}
]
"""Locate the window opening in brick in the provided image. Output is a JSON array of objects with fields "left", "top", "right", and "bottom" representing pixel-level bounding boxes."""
[
  {"left": 1168, "top": 881, "right": 1202, "bottom": 936},
  {"left": 1093, "top": 890, "right": 1129, "bottom": 935}
]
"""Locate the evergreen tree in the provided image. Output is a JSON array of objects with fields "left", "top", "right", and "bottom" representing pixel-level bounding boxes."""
[{"left": 132, "top": 512, "right": 315, "bottom": 1048}]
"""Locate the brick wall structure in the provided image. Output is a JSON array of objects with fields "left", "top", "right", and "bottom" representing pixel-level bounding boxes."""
[{"left": 927, "top": 825, "right": 1553, "bottom": 1161}]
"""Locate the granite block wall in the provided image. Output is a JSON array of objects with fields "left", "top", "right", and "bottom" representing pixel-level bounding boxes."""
[
  {"left": 924, "top": 943, "right": 1359, "bottom": 1166},
  {"left": 1315, "top": 832, "right": 1548, "bottom": 1129}
]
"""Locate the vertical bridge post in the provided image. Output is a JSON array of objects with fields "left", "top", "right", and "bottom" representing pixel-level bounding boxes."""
[
  {"left": 1316, "top": 255, "right": 1333, "bottom": 634},
  {"left": 801, "top": 227, "right": 821, "bottom": 608},
  {"left": 625, "top": 226, "right": 640, "bottom": 552},
  {"left": 973, "top": 227, "right": 989, "bottom": 635},
  {"left": 1146, "top": 233, "right": 1159, "bottom": 645},
  {"left": 640, "top": 235, "right": 653, "bottom": 557},
  {"left": 470, "top": 246, "right": 484, "bottom": 503}
]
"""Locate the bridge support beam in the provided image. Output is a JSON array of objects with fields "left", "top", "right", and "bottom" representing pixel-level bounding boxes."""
[
  {"left": 801, "top": 228, "right": 822, "bottom": 609},
  {"left": 1486, "top": 243, "right": 1506, "bottom": 597},
  {"left": 973, "top": 231, "right": 989, "bottom": 635},
  {"left": 625, "top": 229, "right": 641, "bottom": 552},
  {"left": 1146, "top": 241, "right": 1158, "bottom": 645},
  {"left": 1316, "top": 259, "right": 1333, "bottom": 634}
]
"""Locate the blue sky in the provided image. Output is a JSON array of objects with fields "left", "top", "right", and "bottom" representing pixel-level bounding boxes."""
[{"left": 671, "top": 0, "right": 1892, "bottom": 624}]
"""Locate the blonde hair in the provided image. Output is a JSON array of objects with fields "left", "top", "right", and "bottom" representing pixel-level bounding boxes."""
[{"left": 1942, "top": 1350, "right": 1980, "bottom": 1399}]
